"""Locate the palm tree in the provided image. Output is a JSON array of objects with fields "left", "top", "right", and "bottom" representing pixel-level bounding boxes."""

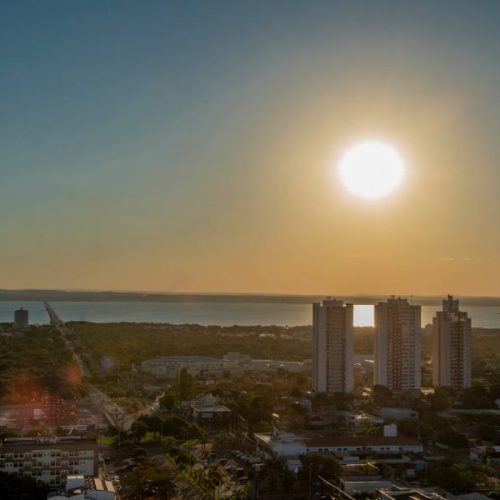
[
  {"left": 129, "top": 420, "right": 148, "bottom": 444},
  {"left": 206, "top": 463, "right": 224, "bottom": 499}
]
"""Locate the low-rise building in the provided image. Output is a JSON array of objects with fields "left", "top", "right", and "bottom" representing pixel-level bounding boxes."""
[
  {"left": 223, "top": 352, "right": 252, "bottom": 366},
  {"left": 223, "top": 352, "right": 311, "bottom": 374},
  {"left": 377, "top": 487, "right": 446, "bottom": 500},
  {"left": 342, "top": 480, "right": 396, "bottom": 496},
  {"left": 141, "top": 356, "right": 223, "bottom": 378},
  {"left": 304, "top": 435, "right": 422, "bottom": 457},
  {"left": 470, "top": 444, "right": 500, "bottom": 465},
  {"left": 244, "top": 359, "right": 311, "bottom": 372},
  {"left": 0, "top": 436, "right": 98, "bottom": 487},
  {"left": 62, "top": 475, "right": 116, "bottom": 499},
  {"left": 190, "top": 393, "right": 231, "bottom": 422},
  {"left": 255, "top": 430, "right": 423, "bottom": 462},
  {"left": 338, "top": 411, "right": 384, "bottom": 427}
]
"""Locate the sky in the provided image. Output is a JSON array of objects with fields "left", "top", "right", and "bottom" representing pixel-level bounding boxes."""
[{"left": 2, "top": 1, "right": 500, "bottom": 296}]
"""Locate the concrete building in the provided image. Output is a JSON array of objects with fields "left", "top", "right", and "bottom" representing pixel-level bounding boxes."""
[
  {"left": 190, "top": 393, "right": 231, "bottom": 422},
  {"left": 14, "top": 307, "right": 29, "bottom": 329},
  {"left": 141, "top": 356, "right": 223, "bottom": 378},
  {"left": 342, "top": 481, "right": 395, "bottom": 496},
  {"left": 255, "top": 431, "right": 423, "bottom": 461},
  {"left": 63, "top": 475, "right": 116, "bottom": 499},
  {"left": 223, "top": 352, "right": 311, "bottom": 375},
  {"left": 432, "top": 295, "right": 471, "bottom": 390},
  {"left": 374, "top": 297, "right": 421, "bottom": 391},
  {"left": 0, "top": 436, "right": 98, "bottom": 487},
  {"left": 377, "top": 487, "right": 446, "bottom": 500},
  {"left": 312, "top": 298, "right": 353, "bottom": 393}
]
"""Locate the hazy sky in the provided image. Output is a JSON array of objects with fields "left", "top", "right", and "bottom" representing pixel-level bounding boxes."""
[{"left": 2, "top": 1, "right": 500, "bottom": 295}]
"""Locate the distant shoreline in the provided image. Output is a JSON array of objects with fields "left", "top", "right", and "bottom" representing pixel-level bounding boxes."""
[{"left": 1, "top": 289, "right": 500, "bottom": 307}]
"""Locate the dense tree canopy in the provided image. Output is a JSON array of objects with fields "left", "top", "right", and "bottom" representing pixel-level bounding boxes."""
[
  {"left": 299, "top": 453, "right": 342, "bottom": 483},
  {"left": 0, "top": 326, "right": 83, "bottom": 402}
]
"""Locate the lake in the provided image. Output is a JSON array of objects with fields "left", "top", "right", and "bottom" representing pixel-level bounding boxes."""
[{"left": 1, "top": 301, "right": 500, "bottom": 328}]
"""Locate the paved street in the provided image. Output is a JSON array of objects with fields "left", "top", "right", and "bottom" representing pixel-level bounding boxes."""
[{"left": 44, "top": 302, "right": 142, "bottom": 431}]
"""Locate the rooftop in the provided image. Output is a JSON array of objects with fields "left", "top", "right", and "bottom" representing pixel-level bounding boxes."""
[
  {"left": 2, "top": 436, "right": 97, "bottom": 447},
  {"left": 192, "top": 405, "right": 231, "bottom": 413},
  {"left": 306, "top": 436, "right": 421, "bottom": 447},
  {"left": 143, "top": 356, "right": 223, "bottom": 364}
]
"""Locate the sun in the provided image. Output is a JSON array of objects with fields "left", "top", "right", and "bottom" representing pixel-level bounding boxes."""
[{"left": 338, "top": 141, "right": 405, "bottom": 200}]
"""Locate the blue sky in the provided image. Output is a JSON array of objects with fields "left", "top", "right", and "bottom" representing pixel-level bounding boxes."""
[{"left": 2, "top": 1, "right": 500, "bottom": 294}]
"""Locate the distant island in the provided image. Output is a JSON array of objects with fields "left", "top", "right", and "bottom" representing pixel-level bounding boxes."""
[{"left": 1, "top": 289, "right": 500, "bottom": 306}]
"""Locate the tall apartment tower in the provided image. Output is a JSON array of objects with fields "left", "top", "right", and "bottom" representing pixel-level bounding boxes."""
[
  {"left": 432, "top": 295, "right": 471, "bottom": 390},
  {"left": 312, "top": 298, "right": 353, "bottom": 393},
  {"left": 374, "top": 297, "right": 421, "bottom": 391},
  {"left": 14, "top": 307, "right": 29, "bottom": 329}
]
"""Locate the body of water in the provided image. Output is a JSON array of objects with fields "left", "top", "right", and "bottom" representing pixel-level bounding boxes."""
[{"left": 1, "top": 301, "right": 500, "bottom": 328}]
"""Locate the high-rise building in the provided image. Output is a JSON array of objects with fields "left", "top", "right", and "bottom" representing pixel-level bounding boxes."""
[
  {"left": 14, "top": 307, "right": 29, "bottom": 329},
  {"left": 312, "top": 298, "right": 353, "bottom": 393},
  {"left": 374, "top": 297, "right": 421, "bottom": 391},
  {"left": 432, "top": 295, "right": 471, "bottom": 390}
]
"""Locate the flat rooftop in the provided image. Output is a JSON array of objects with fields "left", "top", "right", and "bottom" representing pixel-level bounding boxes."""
[
  {"left": 143, "top": 356, "right": 223, "bottom": 364},
  {"left": 306, "top": 436, "right": 421, "bottom": 447},
  {"left": 2, "top": 437, "right": 97, "bottom": 447}
]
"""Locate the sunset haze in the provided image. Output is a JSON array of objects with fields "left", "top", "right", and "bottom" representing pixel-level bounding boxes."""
[{"left": 2, "top": 1, "right": 500, "bottom": 295}]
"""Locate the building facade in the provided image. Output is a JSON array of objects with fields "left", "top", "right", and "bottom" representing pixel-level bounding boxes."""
[
  {"left": 0, "top": 437, "right": 98, "bottom": 487},
  {"left": 374, "top": 297, "right": 421, "bottom": 391},
  {"left": 14, "top": 307, "right": 29, "bottom": 329},
  {"left": 313, "top": 298, "right": 353, "bottom": 393},
  {"left": 141, "top": 355, "right": 223, "bottom": 378},
  {"left": 255, "top": 431, "right": 423, "bottom": 459},
  {"left": 432, "top": 295, "right": 471, "bottom": 389}
]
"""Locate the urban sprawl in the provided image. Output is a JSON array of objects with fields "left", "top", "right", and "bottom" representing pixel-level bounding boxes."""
[{"left": 0, "top": 296, "right": 498, "bottom": 499}]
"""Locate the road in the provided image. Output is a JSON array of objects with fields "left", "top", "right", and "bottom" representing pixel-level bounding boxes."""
[{"left": 44, "top": 302, "right": 158, "bottom": 432}]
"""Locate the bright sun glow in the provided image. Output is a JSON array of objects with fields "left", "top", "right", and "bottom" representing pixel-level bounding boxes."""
[{"left": 339, "top": 141, "right": 405, "bottom": 200}]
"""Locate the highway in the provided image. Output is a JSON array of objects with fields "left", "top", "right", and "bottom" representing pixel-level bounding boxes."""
[{"left": 44, "top": 302, "right": 137, "bottom": 431}]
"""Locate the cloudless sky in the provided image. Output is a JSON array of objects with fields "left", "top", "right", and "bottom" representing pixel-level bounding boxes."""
[{"left": 2, "top": 1, "right": 500, "bottom": 295}]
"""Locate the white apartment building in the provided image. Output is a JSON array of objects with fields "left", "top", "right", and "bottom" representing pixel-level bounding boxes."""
[
  {"left": 313, "top": 298, "right": 353, "bottom": 393},
  {"left": 141, "top": 355, "right": 223, "bottom": 377},
  {"left": 374, "top": 297, "right": 421, "bottom": 391},
  {"left": 0, "top": 436, "right": 98, "bottom": 487},
  {"left": 432, "top": 295, "right": 471, "bottom": 389}
]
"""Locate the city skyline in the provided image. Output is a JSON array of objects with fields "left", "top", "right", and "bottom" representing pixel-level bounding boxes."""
[
  {"left": 3, "top": 1, "right": 500, "bottom": 295},
  {"left": 2, "top": 3, "right": 500, "bottom": 497}
]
